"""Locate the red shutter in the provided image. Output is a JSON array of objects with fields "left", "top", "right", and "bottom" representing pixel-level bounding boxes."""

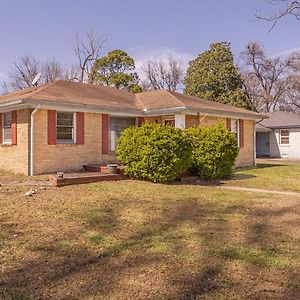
[
  {"left": 0, "top": 113, "right": 2, "bottom": 144},
  {"left": 11, "top": 110, "right": 17, "bottom": 145},
  {"left": 239, "top": 119, "right": 244, "bottom": 148},
  {"left": 48, "top": 110, "right": 56, "bottom": 145},
  {"left": 226, "top": 118, "right": 231, "bottom": 131},
  {"left": 76, "top": 112, "right": 84, "bottom": 145},
  {"left": 102, "top": 114, "right": 109, "bottom": 154},
  {"left": 138, "top": 117, "right": 145, "bottom": 127}
]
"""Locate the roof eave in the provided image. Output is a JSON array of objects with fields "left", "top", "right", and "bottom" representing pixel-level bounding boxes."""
[
  {"left": 0, "top": 99, "right": 143, "bottom": 116},
  {"left": 184, "top": 107, "right": 267, "bottom": 120},
  {"left": 0, "top": 99, "right": 268, "bottom": 120}
]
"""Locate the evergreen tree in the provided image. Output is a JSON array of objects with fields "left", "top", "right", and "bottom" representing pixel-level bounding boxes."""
[
  {"left": 184, "top": 42, "right": 249, "bottom": 109},
  {"left": 89, "top": 49, "right": 142, "bottom": 93}
]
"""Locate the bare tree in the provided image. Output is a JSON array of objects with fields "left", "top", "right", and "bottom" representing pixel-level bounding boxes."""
[
  {"left": 42, "top": 59, "right": 64, "bottom": 83},
  {"left": 240, "top": 42, "right": 295, "bottom": 112},
  {"left": 257, "top": 0, "right": 300, "bottom": 31},
  {"left": 8, "top": 54, "right": 41, "bottom": 90},
  {"left": 281, "top": 53, "right": 300, "bottom": 110},
  {"left": 63, "top": 64, "right": 80, "bottom": 82},
  {"left": 141, "top": 57, "right": 184, "bottom": 91},
  {"left": 73, "top": 28, "right": 107, "bottom": 83},
  {"left": 7, "top": 54, "right": 73, "bottom": 91},
  {"left": 0, "top": 81, "right": 9, "bottom": 95}
]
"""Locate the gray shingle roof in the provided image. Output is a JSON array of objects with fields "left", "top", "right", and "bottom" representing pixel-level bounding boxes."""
[{"left": 257, "top": 111, "right": 300, "bottom": 129}]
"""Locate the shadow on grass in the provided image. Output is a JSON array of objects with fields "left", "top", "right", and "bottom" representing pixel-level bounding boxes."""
[{"left": 0, "top": 193, "right": 299, "bottom": 299}]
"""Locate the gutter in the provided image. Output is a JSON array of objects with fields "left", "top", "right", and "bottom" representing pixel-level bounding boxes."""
[
  {"left": 0, "top": 98, "right": 268, "bottom": 120},
  {"left": 30, "top": 106, "right": 40, "bottom": 176}
]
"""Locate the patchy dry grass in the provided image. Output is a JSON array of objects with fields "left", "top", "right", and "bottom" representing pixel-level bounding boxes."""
[
  {"left": 0, "top": 176, "right": 299, "bottom": 299},
  {"left": 226, "top": 159, "right": 300, "bottom": 193}
]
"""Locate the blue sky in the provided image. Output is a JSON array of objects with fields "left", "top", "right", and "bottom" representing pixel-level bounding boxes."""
[{"left": 0, "top": 0, "right": 298, "bottom": 82}]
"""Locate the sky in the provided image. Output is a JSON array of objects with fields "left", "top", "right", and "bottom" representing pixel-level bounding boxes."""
[{"left": 0, "top": 0, "right": 299, "bottom": 83}]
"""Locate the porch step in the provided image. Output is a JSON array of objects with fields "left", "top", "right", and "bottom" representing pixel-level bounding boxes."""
[
  {"left": 49, "top": 172, "right": 126, "bottom": 187},
  {"left": 83, "top": 164, "right": 123, "bottom": 174}
]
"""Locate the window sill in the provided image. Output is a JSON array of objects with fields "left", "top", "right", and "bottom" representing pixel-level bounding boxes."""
[
  {"left": 279, "top": 144, "right": 291, "bottom": 147},
  {"left": 56, "top": 141, "right": 76, "bottom": 145},
  {"left": 1, "top": 143, "right": 13, "bottom": 147}
]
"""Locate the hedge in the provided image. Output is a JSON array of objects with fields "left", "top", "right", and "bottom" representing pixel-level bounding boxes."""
[
  {"left": 186, "top": 124, "right": 238, "bottom": 180},
  {"left": 116, "top": 122, "right": 192, "bottom": 183}
]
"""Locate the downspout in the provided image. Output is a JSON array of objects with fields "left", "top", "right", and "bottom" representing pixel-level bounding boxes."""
[
  {"left": 253, "top": 124, "right": 256, "bottom": 166},
  {"left": 30, "top": 106, "right": 40, "bottom": 176}
]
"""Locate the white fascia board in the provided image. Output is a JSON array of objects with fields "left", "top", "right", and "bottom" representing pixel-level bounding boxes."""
[
  {"left": 183, "top": 108, "right": 266, "bottom": 121},
  {"left": 0, "top": 99, "right": 266, "bottom": 120},
  {"left": 142, "top": 106, "right": 187, "bottom": 116},
  {"left": 0, "top": 99, "right": 143, "bottom": 117}
]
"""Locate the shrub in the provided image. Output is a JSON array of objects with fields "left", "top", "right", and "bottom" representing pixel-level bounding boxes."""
[
  {"left": 186, "top": 124, "right": 238, "bottom": 180},
  {"left": 116, "top": 122, "right": 192, "bottom": 183}
]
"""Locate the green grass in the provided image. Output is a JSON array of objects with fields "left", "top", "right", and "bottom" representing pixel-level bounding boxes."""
[
  {"left": 227, "top": 161, "right": 300, "bottom": 192},
  {"left": 0, "top": 178, "right": 299, "bottom": 299},
  {"left": 216, "top": 245, "right": 296, "bottom": 268}
]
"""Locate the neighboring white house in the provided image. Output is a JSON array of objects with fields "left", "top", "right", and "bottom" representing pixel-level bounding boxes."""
[{"left": 256, "top": 111, "right": 300, "bottom": 159}]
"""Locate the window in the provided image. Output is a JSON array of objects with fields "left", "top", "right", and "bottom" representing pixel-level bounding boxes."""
[
  {"left": 2, "top": 112, "right": 12, "bottom": 144},
  {"left": 280, "top": 129, "right": 290, "bottom": 145},
  {"left": 56, "top": 112, "right": 75, "bottom": 143},
  {"left": 163, "top": 118, "right": 175, "bottom": 126},
  {"left": 109, "top": 117, "right": 136, "bottom": 151},
  {"left": 231, "top": 119, "right": 239, "bottom": 146}
]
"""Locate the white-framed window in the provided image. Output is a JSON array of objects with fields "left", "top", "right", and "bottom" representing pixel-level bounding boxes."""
[
  {"left": 109, "top": 117, "right": 136, "bottom": 151},
  {"left": 56, "top": 112, "right": 75, "bottom": 143},
  {"left": 280, "top": 129, "right": 290, "bottom": 145},
  {"left": 231, "top": 119, "right": 240, "bottom": 146},
  {"left": 2, "top": 112, "right": 12, "bottom": 144}
]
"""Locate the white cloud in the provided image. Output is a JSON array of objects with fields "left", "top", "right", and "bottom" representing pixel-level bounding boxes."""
[
  {"left": 130, "top": 47, "right": 194, "bottom": 80},
  {"left": 273, "top": 46, "right": 300, "bottom": 57}
]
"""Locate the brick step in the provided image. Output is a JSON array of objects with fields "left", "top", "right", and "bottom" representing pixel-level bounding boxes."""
[
  {"left": 49, "top": 172, "right": 126, "bottom": 187},
  {"left": 83, "top": 164, "right": 123, "bottom": 174}
]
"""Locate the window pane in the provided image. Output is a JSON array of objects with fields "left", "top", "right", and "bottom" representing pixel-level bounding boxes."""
[
  {"left": 164, "top": 119, "right": 175, "bottom": 126},
  {"left": 57, "top": 112, "right": 74, "bottom": 126},
  {"left": 2, "top": 112, "right": 12, "bottom": 143},
  {"left": 3, "top": 127, "right": 11, "bottom": 141},
  {"left": 280, "top": 130, "right": 290, "bottom": 144},
  {"left": 109, "top": 117, "right": 136, "bottom": 151},
  {"left": 231, "top": 119, "right": 238, "bottom": 133},
  {"left": 4, "top": 113, "right": 12, "bottom": 127},
  {"left": 56, "top": 112, "right": 74, "bottom": 142}
]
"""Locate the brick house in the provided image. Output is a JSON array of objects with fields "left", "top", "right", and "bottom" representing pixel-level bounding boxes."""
[{"left": 0, "top": 80, "right": 266, "bottom": 175}]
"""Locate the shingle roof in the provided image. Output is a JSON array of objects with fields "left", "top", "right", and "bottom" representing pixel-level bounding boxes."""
[
  {"left": 0, "top": 80, "right": 266, "bottom": 119},
  {"left": 257, "top": 111, "right": 300, "bottom": 128}
]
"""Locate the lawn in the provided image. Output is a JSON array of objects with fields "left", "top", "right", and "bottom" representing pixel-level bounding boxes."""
[
  {"left": 227, "top": 159, "right": 300, "bottom": 193},
  {"left": 0, "top": 177, "right": 299, "bottom": 299}
]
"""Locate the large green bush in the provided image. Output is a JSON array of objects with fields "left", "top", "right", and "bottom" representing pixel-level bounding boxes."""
[
  {"left": 187, "top": 125, "right": 238, "bottom": 180},
  {"left": 116, "top": 122, "right": 192, "bottom": 183}
]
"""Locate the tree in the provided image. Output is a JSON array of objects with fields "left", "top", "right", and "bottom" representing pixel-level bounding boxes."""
[
  {"left": 141, "top": 57, "right": 184, "bottom": 91},
  {"left": 8, "top": 54, "right": 41, "bottom": 90},
  {"left": 89, "top": 49, "right": 142, "bottom": 92},
  {"left": 281, "top": 53, "right": 300, "bottom": 111},
  {"left": 5, "top": 54, "right": 77, "bottom": 91},
  {"left": 42, "top": 59, "right": 64, "bottom": 83},
  {"left": 240, "top": 42, "right": 295, "bottom": 112},
  {"left": 73, "top": 28, "right": 106, "bottom": 83},
  {"left": 184, "top": 42, "right": 249, "bottom": 109},
  {"left": 256, "top": 0, "right": 300, "bottom": 31}
]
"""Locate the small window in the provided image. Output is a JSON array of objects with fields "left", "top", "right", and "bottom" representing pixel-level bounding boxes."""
[
  {"left": 231, "top": 119, "right": 239, "bottom": 146},
  {"left": 2, "top": 112, "right": 12, "bottom": 144},
  {"left": 280, "top": 129, "right": 290, "bottom": 145},
  {"left": 56, "top": 112, "right": 75, "bottom": 143},
  {"left": 109, "top": 117, "right": 136, "bottom": 151}
]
